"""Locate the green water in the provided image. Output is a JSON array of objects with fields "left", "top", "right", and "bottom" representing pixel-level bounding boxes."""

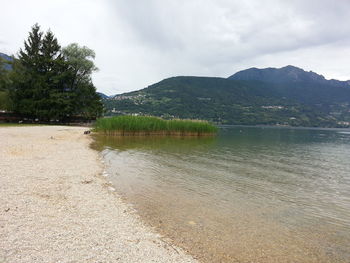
[{"left": 93, "top": 126, "right": 350, "bottom": 263}]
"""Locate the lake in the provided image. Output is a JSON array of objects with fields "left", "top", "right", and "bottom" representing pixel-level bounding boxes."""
[{"left": 93, "top": 126, "right": 350, "bottom": 263}]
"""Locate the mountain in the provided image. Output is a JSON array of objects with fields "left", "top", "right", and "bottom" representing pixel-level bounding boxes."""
[
  {"left": 229, "top": 65, "right": 350, "bottom": 87},
  {"left": 0, "top": 53, "right": 12, "bottom": 61},
  {"left": 103, "top": 66, "right": 350, "bottom": 127},
  {"left": 97, "top": 92, "right": 109, "bottom": 99},
  {"left": 229, "top": 66, "right": 350, "bottom": 106},
  {"left": 0, "top": 52, "right": 13, "bottom": 70}
]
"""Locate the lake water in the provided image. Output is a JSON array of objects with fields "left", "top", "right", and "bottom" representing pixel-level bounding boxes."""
[{"left": 92, "top": 126, "right": 350, "bottom": 263}]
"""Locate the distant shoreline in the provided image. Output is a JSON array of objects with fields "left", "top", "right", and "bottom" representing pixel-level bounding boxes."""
[{"left": 218, "top": 124, "right": 350, "bottom": 131}]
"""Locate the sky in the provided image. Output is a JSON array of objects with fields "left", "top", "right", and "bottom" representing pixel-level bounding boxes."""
[{"left": 1, "top": 0, "right": 350, "bottom": 95}]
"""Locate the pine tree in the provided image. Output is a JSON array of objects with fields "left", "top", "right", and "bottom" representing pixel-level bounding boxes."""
[
  {"left": 0, "top": 57, "right": 9, "bottom": 90},
  {"left": 40, "top": 30, "right": 71, "bottom": 120},
  {"left": 10, "top": 24, "right": 103, "bottom": 121},
  {"left": 11, "top": 24, "right": 44, "bottom": 118},
  {"left": 19, "top": 24, "right": 43, "bottom": 70},
  {"left": 11, "top": 25, "right": 72, "bottom": 120}
]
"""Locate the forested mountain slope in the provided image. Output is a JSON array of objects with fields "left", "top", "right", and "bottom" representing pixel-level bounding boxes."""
[{"left": 103, "top": 66, "right": 350, "bottom": 127}]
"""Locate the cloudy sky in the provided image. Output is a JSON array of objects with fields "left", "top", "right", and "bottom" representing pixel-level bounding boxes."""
[{"left": 1, "top": 0, "right": 350, "bottom": 95}]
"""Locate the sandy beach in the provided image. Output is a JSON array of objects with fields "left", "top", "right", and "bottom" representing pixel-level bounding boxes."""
[{"left": 0, "top": 126, "right": 197, "bottom": 263}]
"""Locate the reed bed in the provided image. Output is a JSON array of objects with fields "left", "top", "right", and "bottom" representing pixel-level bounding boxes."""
[{"left": 94, "top": 116, "right": 217, "bottom": 136}]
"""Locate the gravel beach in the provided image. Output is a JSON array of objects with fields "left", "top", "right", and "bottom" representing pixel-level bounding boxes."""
[{"left": 0, "top": 126, "right": 197, "bottom": 263}]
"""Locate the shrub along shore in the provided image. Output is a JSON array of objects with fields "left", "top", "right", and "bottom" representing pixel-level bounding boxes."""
[{"left": 94, "top": 115, "right": 218, "bottom": 136}]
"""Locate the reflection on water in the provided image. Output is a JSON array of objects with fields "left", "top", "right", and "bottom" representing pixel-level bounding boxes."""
[
  {"left": 92, "top": 135, "right": 216, "bottom": 152},
  {"left": 93, "top": 127, "right": 350, "bottom": 263}
]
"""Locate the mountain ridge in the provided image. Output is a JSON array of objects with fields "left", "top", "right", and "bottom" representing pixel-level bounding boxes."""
[
  {"left": 93, "top": 66, "right": 350, "bottom": 127},
  {"left": 229, "top": 65, "right": 350, "bottom": 87},
  {"left": 0, "top": 52, "right": 13, "bottom": 70}
]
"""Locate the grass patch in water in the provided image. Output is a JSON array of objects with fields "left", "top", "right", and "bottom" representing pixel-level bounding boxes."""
[{"left": 94, "top": 116, "right": 217, "bottom": 136}]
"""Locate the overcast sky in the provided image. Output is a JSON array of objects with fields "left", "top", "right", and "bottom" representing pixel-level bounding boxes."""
[{"left": 1, "top": 0, "right": 350, "bottom": 95}]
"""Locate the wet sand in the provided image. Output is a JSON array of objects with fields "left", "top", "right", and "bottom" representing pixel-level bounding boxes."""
[{"left": 0, "top": 126, "right": 197, "bottom": 263}]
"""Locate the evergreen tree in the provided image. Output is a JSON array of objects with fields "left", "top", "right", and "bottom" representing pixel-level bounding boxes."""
[
  {"left": 10, "top": 24, "right": 103, "bottom": 121},
  {"left": 40, "top": 30, "right": 72, "bottom": 119},
  {"left": 11, "top": 24, "right": 47, "bottom": 118},
  {"left": 0, "top": 57, "right": 10, "bottom": 91},
  {"left": 0, "top": 57, "right": 11, "bottom": 110},
  {"left": 19, "top": 24, "right": 43, "bottom": 70}
]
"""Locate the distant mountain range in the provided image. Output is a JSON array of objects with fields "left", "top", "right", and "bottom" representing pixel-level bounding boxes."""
[
  {"left": 229, "top": 66, "right": 350, "bottom": 106},
  {"left": 230, "top": 65, "right": 350, "bottom": 87},
  {"left": 0, "top": 53, "right": 12, "bottom": 61},
  {"left": 97, "top": 92, "right": 110, "bottom": 99},
  {"left": 102, "top": 66, "right": 350, "bottom": 127},
  {"left": 0, "top": 52, "right": 13, "bottom": 70}
]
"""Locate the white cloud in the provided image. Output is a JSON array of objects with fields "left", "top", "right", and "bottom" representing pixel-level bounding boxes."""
[{"left": 1, "top": 0, "right": 349, "bottom": 94}]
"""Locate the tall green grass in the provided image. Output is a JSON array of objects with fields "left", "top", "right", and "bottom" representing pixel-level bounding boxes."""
[{"left": 94, "top": 115, "right": 217, "bottom": 136}]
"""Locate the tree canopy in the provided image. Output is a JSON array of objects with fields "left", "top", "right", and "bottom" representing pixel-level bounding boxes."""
[
  {"left": 8, "top": 24, "right": 103, "bottom": 121},
  {"left": 0, "top": 55, "right": 13, "bottom": 110},
  {"left": 0, "top": 57, "right": 10, "bottom": 91}
]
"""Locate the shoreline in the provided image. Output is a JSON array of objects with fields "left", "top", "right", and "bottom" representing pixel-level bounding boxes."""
[
  {"left": 0, "top": 126, "right": 197, "bottom": 263},
  {"left": 218, "top": 124, "right": 350, "bottom": 131}
]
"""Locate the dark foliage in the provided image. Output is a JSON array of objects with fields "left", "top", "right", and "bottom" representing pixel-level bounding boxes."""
[{"left": 6, "top": 24, "right": 103, "bottom": 121}]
